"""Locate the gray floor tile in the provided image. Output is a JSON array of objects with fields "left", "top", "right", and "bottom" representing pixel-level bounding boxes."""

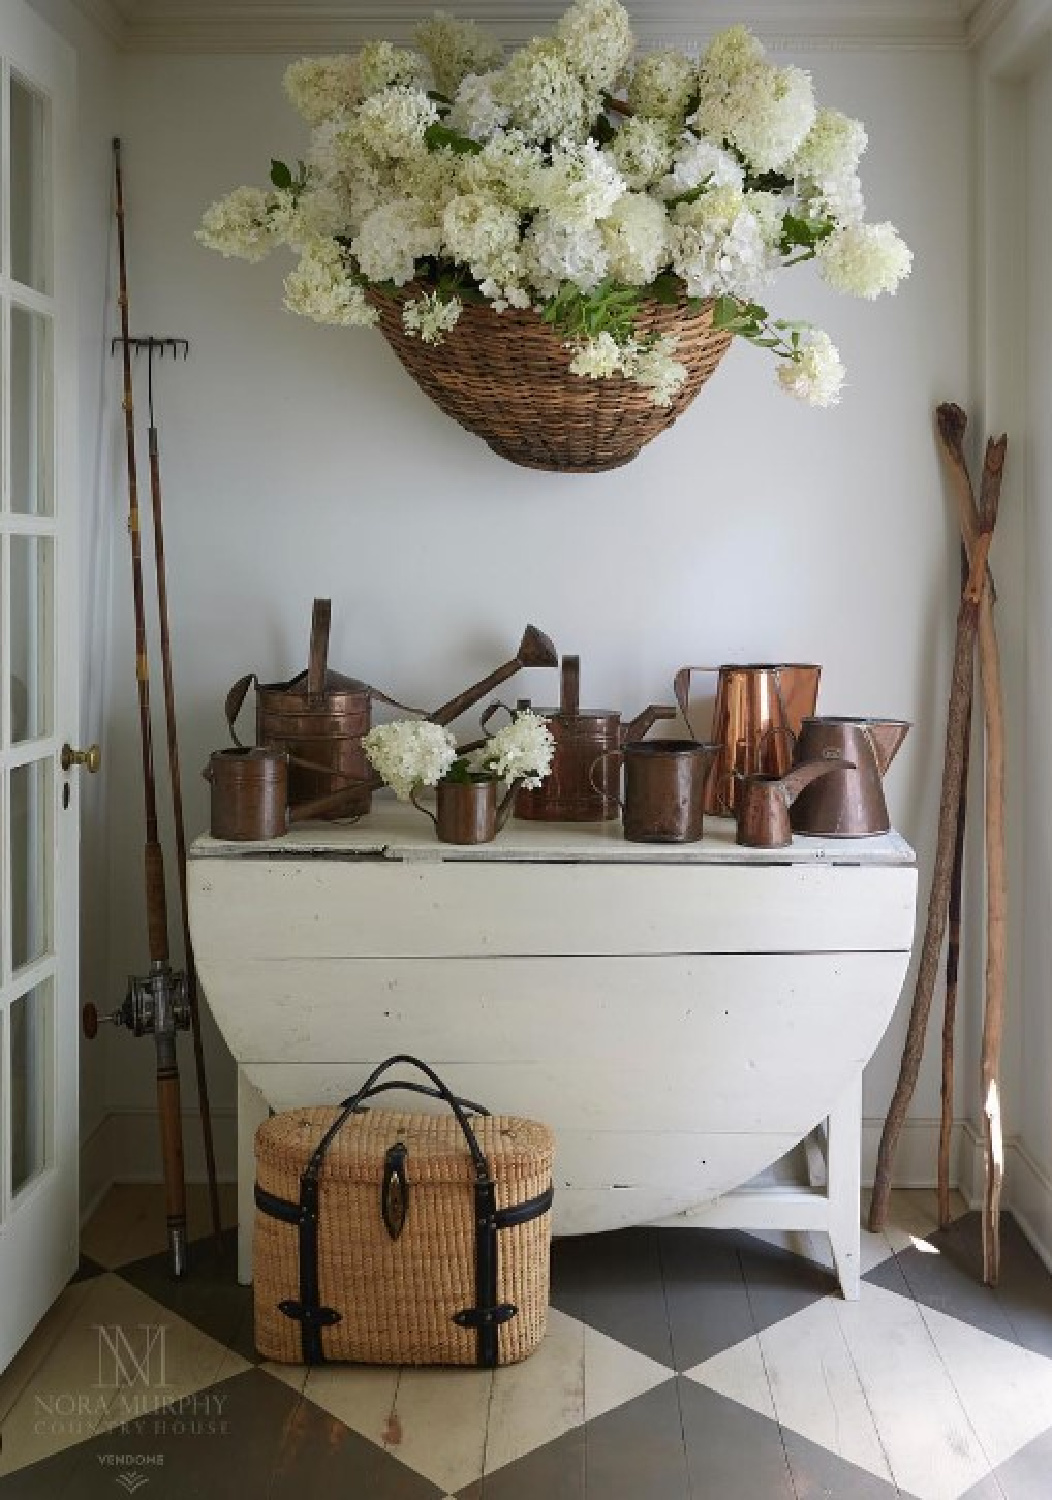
[
  {"left": 781, "top": 1426, "right": 902, "bottom": 1499},
  {"left": 115, "top": 1228, "right": 258, "bottom": 1365},
  {"left": 867, "top": 1214, "right": 1052, "bottom": 1358},
  {"left": 656, "top": 1228, "right": 757, "bottom": 1369},
  {"left": 550, "top": 1228, "right": 674, "bottom": 1367},
  {"left": 677, "top": 1379, "right": 795, "bottom": 1499},
  {"left": 734, "top": 1230, "right": 834, "bottom": 1335},
  {"left": 457, "top": 1423, "right": 586, "bottom": 1500},
  {"left": 980, "top": 1424, "right": 1052, "bottom": 1500},
  {"left": 585, "top": 1380, "right": 690, "bottom": 1499}
]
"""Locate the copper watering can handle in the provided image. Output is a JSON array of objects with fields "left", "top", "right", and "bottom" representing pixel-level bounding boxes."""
[
  {"left": 589, "top": 750, "right": 625, "bottom": 814},
  {"left": 561, "top": 656, "right": 581, "bottom": 715},
  {"left": 479, "top": 700, "right": 515, "bottom": 735},
  {"left": 409, "top": 787, "right": 439, "bottom": 830},
  {"left": 673, "top": 667, "right": 719, "bottom": 741},
  {"left": 306, "top": 598, "right": 331, "bottom": 705},
  {"left": 224, "top": 673, "right": 257, "bottom": 749}
]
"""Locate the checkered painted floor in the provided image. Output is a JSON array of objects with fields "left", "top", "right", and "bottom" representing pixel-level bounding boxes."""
[{"left": 0, "top": 1187, "right": 1050, "bottom": 1498}]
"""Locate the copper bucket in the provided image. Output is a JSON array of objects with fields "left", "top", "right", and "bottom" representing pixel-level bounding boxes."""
[
  {"left": 592, "top": 740, "right": 717, "bottom": 844},
  {"left": 675, "top": 664, "right": 822, "bottom": 816}
]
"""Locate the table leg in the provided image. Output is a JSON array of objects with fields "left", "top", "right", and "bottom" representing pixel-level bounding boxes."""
[
  {"left": 237, "top": 1069, "right": 270, "bottom": 1286},
  {"left": 827, "top": 1071, "right": 864, "bottom": 1300}
]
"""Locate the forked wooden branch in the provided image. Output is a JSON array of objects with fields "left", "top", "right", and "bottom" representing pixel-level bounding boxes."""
[
  {"left": 869, "top": 410, "right": 1006, "bottom": 1239},
  {"left": 937, "top": 405, "right": 1008, "bottom": 1283},
  {"left": 938, "top": 548, "right": 972, "bottom": 1230}
]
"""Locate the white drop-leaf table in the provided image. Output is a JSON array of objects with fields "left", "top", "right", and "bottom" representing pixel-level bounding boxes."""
[{"left": 188, "top": 802, "right": 917, "bottom": 1297}]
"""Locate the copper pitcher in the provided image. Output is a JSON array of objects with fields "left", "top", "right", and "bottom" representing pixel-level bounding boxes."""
[
  {"left": 509, "top": 655, "right": 677, "bottom": 822},
  {"left": 789, "top": 717, "right": 910, "bottom": 837},
  {"left": 735, "top": 760, "right": 854, "bottom": 849},
  {"left": 410, "top": 778, "right": 516, "bottom": 844},
  {"left": 675, "top": 663, "right": 822, "bottom": 816},
  {"left": 592, "top": 739, "right": 717, "bottom": 844}
]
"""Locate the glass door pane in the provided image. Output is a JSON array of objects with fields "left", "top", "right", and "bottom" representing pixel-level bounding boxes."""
[
  {"left": 9, "top": 73, "right": 49, "bottom": 294},
  {"left": 11, "top": 305, "right": 54, "bottom": 516},
  {"left": 9, "top": 978, "right": 49, "bottom": 1196},
  {"left": 11, "top": 757, "right": 51, "bottom": 971},
  {"left": 10, "top": 533, "right": 53, "bottom": 741}
]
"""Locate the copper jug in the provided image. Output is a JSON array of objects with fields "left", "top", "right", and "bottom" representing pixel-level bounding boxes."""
[
  {"left": 675, "top": 663, "right": 822, "bottom": 816},
  {"left": 735, "top": 760, "right": 854, "bottom": 849},
  {"left": 510, "top": 655, "right": 677, "bottom": 822},
  {"left": 789, "top": 717, "right": 910, "bottom": 837}
]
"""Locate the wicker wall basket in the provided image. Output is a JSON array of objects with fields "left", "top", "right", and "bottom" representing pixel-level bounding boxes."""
[{"left": 368, "top": 287, "right": 735, "bottom": 474}]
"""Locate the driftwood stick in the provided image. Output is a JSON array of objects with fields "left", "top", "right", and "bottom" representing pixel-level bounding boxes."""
[
  {"left": 935, "top": 407, "right": 1009, "bottom": 1283},
  {"left": 869, "top": 578, "right": 980, "bottom": 1231},
  {"left": 938, "top": 547, "right": 973, "bottom": 1230}
]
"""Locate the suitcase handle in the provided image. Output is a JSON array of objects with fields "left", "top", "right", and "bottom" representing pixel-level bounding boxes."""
[{"left": 307, "top": 1055, "right": 492, "bottom": 1183}]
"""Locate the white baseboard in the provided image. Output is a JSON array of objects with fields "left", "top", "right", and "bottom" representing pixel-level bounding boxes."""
[{"left": 78, "top": 1108, "right": 1052, "bottom": 1273}]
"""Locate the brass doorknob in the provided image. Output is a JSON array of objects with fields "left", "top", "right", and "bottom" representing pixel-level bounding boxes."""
[{"left": 61, "top": 743, "right": 101, "bottom": 774}]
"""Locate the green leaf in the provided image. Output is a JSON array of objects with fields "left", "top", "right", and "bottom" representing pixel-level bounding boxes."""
[
  {"left": 646, "top": 273, "right": 683, "bottom": 306},
  {"left": 712, "top": 295, "right": 745, "bottom": 330},
  {"left": 590, "top": 113, "right": 617, "bottom": 145},
  {"left": 424, "top": 122, "right": 483, "bottom": 155},
  {"left": 664, "top": 178, "right": 713, "bottom": 210},
  {"left": 270, "top": 158, "right": 293, "bottom": 191}
]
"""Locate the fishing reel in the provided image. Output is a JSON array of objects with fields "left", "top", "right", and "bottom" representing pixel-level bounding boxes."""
[{"left": 83, "top": 962, "right": 191, "bottom": 1041}]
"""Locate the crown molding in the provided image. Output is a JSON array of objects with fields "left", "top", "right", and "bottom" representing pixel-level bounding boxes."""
[
  {"left": 969, "top": 0, "right": 1052, "bottom": 53},
  {"left": 112, "top": 1, "right": 973, "bottom": 55},
  {"left": 69, "top": 0, "right": 133, "bottom": 45}
]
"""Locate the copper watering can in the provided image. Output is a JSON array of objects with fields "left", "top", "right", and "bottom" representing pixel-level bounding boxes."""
[
  {"left": 225, "top": 603, "right": 559, "bottom": 821},
  {"left": 498, "top": 655, "right": 677, "bottom": 822},
  {"left": 675, "top": 663, "right": 822, "bottom": 816},
  {"left": 789, "top": 717, "right": 910, "bottom": 837},
  {"left": 203, "top": 747, "right": 367, "bottom": 840},
  {"left": 410, "top": 777, "right": 518, "bottom": 845},
  {"left": 735, "top": 760, "right": 855, "bottom": 849}
]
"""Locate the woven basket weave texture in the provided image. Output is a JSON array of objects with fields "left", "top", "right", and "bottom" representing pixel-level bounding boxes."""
[
  {"left": 369, "top": 287, "right": 734, "bottom": 473},
  {"left": 254, "top": 1106, "right": 554, "bottom": 1366}
]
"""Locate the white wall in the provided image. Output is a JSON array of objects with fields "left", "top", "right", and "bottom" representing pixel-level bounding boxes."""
[
  {"left": 1014, "top": 46, "right": 1052, "bottom": 1253},
  {"left": 26, "top": 0, "right": 122, "bottom": 1215},
  {"left": 95, "top": 41, "right": 973, "bottom": 1183}
]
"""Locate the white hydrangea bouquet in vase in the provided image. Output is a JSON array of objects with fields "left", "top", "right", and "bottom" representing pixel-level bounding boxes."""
[
  {"left": 363, "top": 711, "right": 556, "bottom": 843},
  {"left": 198, "top": 0, "right": 912, "bottom": 472}
]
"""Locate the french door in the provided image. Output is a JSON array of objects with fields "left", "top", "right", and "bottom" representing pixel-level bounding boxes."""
[{"left": 0, "top": 1, "right": 78, "bottom": 1373}]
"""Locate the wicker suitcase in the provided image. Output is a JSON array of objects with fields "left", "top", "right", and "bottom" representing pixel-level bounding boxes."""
[{"left": 253, "top": 1056, "right": 555, "bottom": 1367}]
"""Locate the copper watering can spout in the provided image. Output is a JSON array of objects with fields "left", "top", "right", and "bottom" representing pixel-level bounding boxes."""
[
  {"left": 429, "top": 623, "right": 558, "bottom": 727},
  {"left": 780, "top": 759, "right": 848, "bottom": 806},
  {"left": 866, "top": 719, "right": 910, "bottom": 777},
  {"left": 622, "top": 703, "right": 678, "bottom": 744},
  {"left": 735, "top": 759, "right": 855, "bottom": 848}
]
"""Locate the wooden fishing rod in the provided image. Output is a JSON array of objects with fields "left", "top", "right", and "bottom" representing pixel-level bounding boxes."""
[
  {"left": 145, "top": 340, "right": 223, "bottom": 1251},
  {"left": 83, "top": 139, "right": 192, "bottom": 1278}
]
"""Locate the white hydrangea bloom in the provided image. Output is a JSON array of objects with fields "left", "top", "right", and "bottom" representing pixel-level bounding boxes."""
[
  {"left": 479, "top": 278, "right": 532, "bottom": 310},
  {"left": 494, "top": 39, "right": 593, "bottom": 144},
  {"left": 777, "top": 330, "right": 845, "bottom": 406},
  {"left": 629, "top": 334, "right": 688, "bottom": 406},
  {"left": 803, "top": 171, "right": 865, "bottom": 226},
  {"left": 357, "top": 86, "right": 439, "bottom": 161},
  {"left": 473, "top": 711, "right": 555, "bottom": 789},
  {"left": 351, "top": 197, "right": 441, "bottom": 285},
  {"left": 402, "top": 290, "right": 463, "bottom": 344},
  {"left": 556, "top": 0, "right": 635, "bottom": 93},
  {"left": 310, "top": 123, "right": 388, "bottom": 235},
  {"left": 458, "top": 131, "right": 546, "bottom": 208},
  {"left": 358, "top": 40, "right": 429, "bottom": 97},
  {"left": 568, "top": 331, "right": 627, "bottom": 378},
  {"left": 268, "top": 186, "right": 345, "bottom": 251},
  {"left": 394, "top": 145, "right": 461, "bottom": 213},
  {"left": 627, "top": 50, "right": 696, "bottom": 124},
  {"left": 606, "top": 116, "right": 675, "bottom": 191},
  {"left": 745, "top": 190, "right": 786, "bottom": 252},
  {"left": 414, "top": 13, "right": 503, "bottom": 98},
  {"left": 283, "top": 56, "right": 361, "bottom": 125},
  {"left": 657, "top": 133, "right": 745, "bottom": 199},
  {"left": 538, "top": 139, "right": 626, "bottom": 223},
  {"left": 524, "top": 210, "right": 609, "bottom": 296},
  {"left": 669, "top": 186, "right": 775, "bottom": 301},
  {"left": 442, "top": 192, "right": 523, "bottom": 283},
  {"left": 794, "top": 108, "right": 867, "bottom": 182},
  {"left": 693, "top": 33, "right": 815, "bottom": 175},
  {"left": 600, "top": 192, "right": 669, "bottom": 284},
  {"left": 195, "top": 186, "right": 276, "bottom": 262},
  {"left": 283, "top": 243, "right": 378, "bottom": 326},
  {"left": 363, "top": 719, "right": 459, "bottom": 801},
  {"left": 817, "top": 221, "right": 913, "bottom": 299},
  {"left": 448, "top": 71, "right": 511, "bottom": 142}
]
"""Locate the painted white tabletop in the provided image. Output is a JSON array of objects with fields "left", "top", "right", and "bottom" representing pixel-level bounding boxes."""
[{"left": 190, "top": 794, "right": 915, "bottom": 866}]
